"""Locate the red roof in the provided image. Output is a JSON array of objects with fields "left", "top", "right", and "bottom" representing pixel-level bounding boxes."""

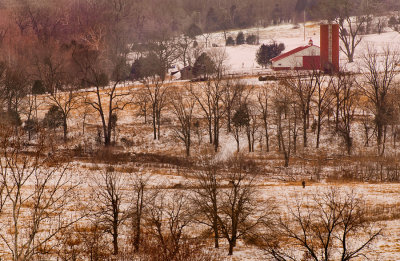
[{"left": 271, "top": 45, "right": 319, "bottom": 62}]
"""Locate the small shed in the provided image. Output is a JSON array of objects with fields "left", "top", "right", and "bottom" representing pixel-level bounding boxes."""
[{"left": 271, "top": 40, "right": 320, "bottom": 71}]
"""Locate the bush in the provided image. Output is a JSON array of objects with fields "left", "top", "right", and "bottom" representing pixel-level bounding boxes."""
[
  {"left": 246, "top": 34, "right": 257, "bottom": 45},
  {"left": 236, "top": 31, "right": 245, "bottom": 45},
  {"left": 32, "top": 80, "right": 46, "bottom": 95},
  {"left": 388, "top": 16, "right": 399, "bottom": 27},
  {"left": 186, "top": 23, "right": 202, "bottom": 39},
  {"left": 226, "top": 36, "right": 235, "bottom": 46},
  {"left": 130, "top": 53, "right": 164, "bottom": 80},
  {"left": 43, "top": 105, "right": 64, "bottom": 130},
  {"left": 258, "top": 75, "right": 277, "bottom": 81},
  {"left": 1, "top": 110, "right": 22, "bottom": 127}
]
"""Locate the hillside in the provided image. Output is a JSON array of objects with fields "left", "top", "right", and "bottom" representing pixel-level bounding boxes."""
[{"left": 2, "top": 10, "right": 400, "bottom": 260}]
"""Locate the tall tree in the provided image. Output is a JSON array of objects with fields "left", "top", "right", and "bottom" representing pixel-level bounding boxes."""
[
  {"left": 359, "top": 46, "right": 400, "bottom": 155},
  {"left": 284, "top": 70, "right": 318, "bottom": 148},
  {"left": 93, "top": 167, "right": 128, "bottom": 256},
  {"left": 170, "top": 88, "right": 196, "bottom": 157}
]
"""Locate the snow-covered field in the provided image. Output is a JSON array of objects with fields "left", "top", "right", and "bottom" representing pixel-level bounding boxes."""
[{"left": 197, "top": 21, "right": 400, "bottom": 75}]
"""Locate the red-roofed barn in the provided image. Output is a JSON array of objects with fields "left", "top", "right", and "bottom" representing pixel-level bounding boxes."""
[{"left": 271, "top": 39, "right": 321, "bottom": 70}]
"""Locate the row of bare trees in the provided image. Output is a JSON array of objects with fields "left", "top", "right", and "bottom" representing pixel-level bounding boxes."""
[
  {"left": 158, "top": 47, "right": 399, "bottom": 164},
  {"left": 0, "top": 121, "right": 384, "bottom": 260}
]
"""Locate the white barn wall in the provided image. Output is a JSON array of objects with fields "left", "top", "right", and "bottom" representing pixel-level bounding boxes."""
[{"left": 272, "top": 45, "right": 320, "bottom": 69}]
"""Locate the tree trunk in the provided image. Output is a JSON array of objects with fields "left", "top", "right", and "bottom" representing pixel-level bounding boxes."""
[
  {"left": 303, "top": 113, "right": 308, "bottom": 147},
  {"left": 208, "top": 120, "right": 213, "bottom": 144},
  {"left": 264, "top": 119, "right": 269, "bottom": 152},
  {"left": 63, "top": 117, "right": 68, "bottom": 143},
  {"left": 316, "top": 116, "right": 321, "bottom": 148},
  {"left": 152, "top": 108, "right": 157, "bottom": 140},
  {"left": 213, "top": 216, "right": 219, "bottom": 248},
  {"left": 133, "top": 189, "right": 143, "bottom": 252},
  {"left": 113, "top": 221, "right": 118, "bottom": 255},
  {"left": 228, "top": 241, "right": 234, "bottom": 255},
  {"left": 157, "top": 112, "right": 161, "bottom": 140}
]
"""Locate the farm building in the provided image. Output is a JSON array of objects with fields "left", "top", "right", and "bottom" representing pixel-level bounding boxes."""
[
  {"left": 271, "top": 39, "right": 320, "bottom": 70},
  {"left": 271, "top": 24, "right": 339, "bottom": 72}
]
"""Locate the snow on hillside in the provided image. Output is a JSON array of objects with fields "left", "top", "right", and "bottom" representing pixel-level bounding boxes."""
[{"left": 198, "top": 22, "right": 400, "bottom": 75}]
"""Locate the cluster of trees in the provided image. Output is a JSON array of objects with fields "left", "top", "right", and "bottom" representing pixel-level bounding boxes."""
[
  {"left": 123, "top": 44, "right": 400, "bottom": 169},
  {"left": 388, "top": 15, "right": 400, "bottom": 32},
  {"left": 0, "top": 122, "right": 383, "bottom": 259},
  {"left": 226, "top": 32, "right": 258, "bottom": 46}
]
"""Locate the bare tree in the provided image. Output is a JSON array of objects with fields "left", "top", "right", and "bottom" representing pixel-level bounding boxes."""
[
  {"left": 188, "top": 49, "right": 227, "bottom": 152},
  {"left": 71, "top": 0, "right": 133, "bottom": 146},
  {"left": 72, "top": 41, "right": 130, "bottom": 146},
  {"left": 189, "top": 79, "right": 224, "bottom": 152},
  {"left": 177, "top": 35, "right": 195, "bottom": 68},
  {"left": 130, "top": 172, "right": 151, "bottom": 253},
  {"left": 337, "top": 74, "right": 358, "bottom": 155},
  {"left": 170, "top": 87, "right": 196, "bottom": 157},
  {"left": 92, "top": 167, "right": 128, "bottom": 255},
  {"left": 135, "top": 87, "right": 150, "bottom": 124},
  {"left": 331, "top": 72, "right": 347, "bottom": 132},
  {"left": 1, "top": 61, "right": 29, "bottom": 117},
  {"left": 192, "top": 155, "right": 221, "bottom": 248},
  {"left": 0, "top": 128, "right": 81, "bottom": 261},
  {"left": 273, "top": 85, "right": 295, "bottom": 167},
  {"left": 337, "top": 16, "right": 365, "bottom": 63},
  {"left": 232, "top": 104, "right": 250, "bottom": 152},
  {"left": 264, "top": 188, "right": 382, "bottom": 261},
  {"left": 359, "top": 46, "right": 400, "bottom": 155},
  {"left": 143, "top": 76, "right": 169, "bottom": 140},
  {"left": 245, "top": 102, "right": 258, "bottom": 153},
  {"left": 218, "top": 156, "right": 268, "bottom": 255},
  {"left": 257, "top": 85, "right": 271, "bottom": 152},
  {"left": 314, "top": 72, "right": 333, "bottom": 148},
  {"left": 222, "top": 80, "right": 245, "bottom": 133},
  {"left": 284, "top": 71, "right": 318, "bottom": 148},
  {"left": 145, "top": 190, "right": 193, "bottom": 260},
  {"left": 332, "top": 0, "right": 366, "bottom": 63}
]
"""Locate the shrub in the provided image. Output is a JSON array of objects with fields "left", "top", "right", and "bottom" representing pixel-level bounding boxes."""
[
  {"left": 43, "top": 105, "right": 64, "bottom": 130},
  {"left": 1, "top": 110, "right": 22, "bottom": 127},
  {"left": 32, "top": 80, "right": 46, "bottom": 95},
  {"left": 246, "top": 34, "right": 257, "bottom": 45},
  {"left": 186, "top": 23, "right": 202, "bottom": 39},
  {"left": 388, "top": 16, "right": 399, "bottom": 27},
  {"left": 226, "top": 36, "right": 235, "bottom": 46}
]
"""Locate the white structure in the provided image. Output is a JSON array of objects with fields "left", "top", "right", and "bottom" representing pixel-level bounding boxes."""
[{"left": 271, "top": 40, "right": 321, "bottom": 70}]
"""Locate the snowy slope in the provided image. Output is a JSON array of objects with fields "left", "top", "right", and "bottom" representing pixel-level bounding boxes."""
[{"left": 198, "top": 22, "right": 400, "bottom": 75}]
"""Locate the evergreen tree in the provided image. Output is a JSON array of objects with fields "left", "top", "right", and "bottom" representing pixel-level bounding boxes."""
[
  {"left": 192, "top": 53, "right": 216, "bottom": 78},
  {"left": 186, "top": 23, "right": 203, "bottom": 39},
  {"left": 256, "top": 42, "right": 285, "bottom": 68},
  {"left": 236, "top": 32, "right": 245, "bottom": 45},
  {"left": 246, "top": 34, "right": 257, "bottom": 45},
  {"left": 32, "top": 80, "right": 46, "bottom": 95},
  {"left": 226, "top": 36, "right": 235, "bottom": 46},
  {"left": 43, "top": 105, "right": 64, "bottom": 130},
  {"left": 131, "top": 53, "right": 163, "bottom": 80},
  {"left": 206, "top": 7, "right": 219, "bottom": 32}
]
